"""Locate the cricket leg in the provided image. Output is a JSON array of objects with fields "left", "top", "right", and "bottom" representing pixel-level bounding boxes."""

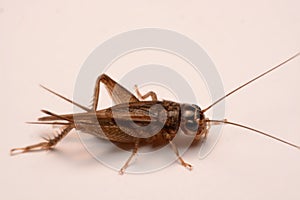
[
  {"left": 10, "top": 125, "right": 74, "bottom": 155},
  {"left": 134, "top": 85, "right": 158, "bottom": 101},
  {"left": 168, "top": 140, "right": 193, "bottom": 170},
  {"left": 92, "top": 74, "right": 139, "bottom": 110},
  {"left": 119, "top": 139, "right": 140, "bottom": 175}
]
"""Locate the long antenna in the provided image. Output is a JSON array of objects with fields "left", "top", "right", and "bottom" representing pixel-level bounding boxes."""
[
  {"left": 206, "top": 119, "right": 300, "bottom": 150},
  {"left": 203, "top": 52, "right": 300, "bottom": 112}
]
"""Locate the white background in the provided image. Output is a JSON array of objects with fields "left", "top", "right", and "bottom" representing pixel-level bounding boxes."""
[{"left": 1, "top": 1, "right": 300, "bottom": 200}]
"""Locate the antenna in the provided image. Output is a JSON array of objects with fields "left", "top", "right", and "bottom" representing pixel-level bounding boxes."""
[
  {"left": 206, "top": 119, "right": 300, "bottom": 150},
  {"left": 203, "top": 52, "right": 300, "bottom": 112}
]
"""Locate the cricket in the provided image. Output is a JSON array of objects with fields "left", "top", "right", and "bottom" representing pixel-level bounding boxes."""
[{"left": 11, "top": 52, "right": 300, "bottom": 174}]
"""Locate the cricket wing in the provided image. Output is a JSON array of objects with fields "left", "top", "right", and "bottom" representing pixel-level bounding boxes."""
[
  {"left": 75, "top": 101, "right": 168, "bottom": 143},
  {"left": 37, "top": 101, "right": 168, "bottom": 143}
]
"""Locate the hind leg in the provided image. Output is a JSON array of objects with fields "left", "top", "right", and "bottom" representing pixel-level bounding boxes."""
[
  {"left": 134, "top": 85, "right": 158, "bottom": 101},
  {"left": 10, "top": 125, "right": 74, "bottom": 155},
  {"left": 91, "top": 74, "right": 139, "bottom": 110}
]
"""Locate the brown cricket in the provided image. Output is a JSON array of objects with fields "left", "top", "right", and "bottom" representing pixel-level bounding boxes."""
[{"left": 11, "top": 52, "right": 300, "bottom": 174}]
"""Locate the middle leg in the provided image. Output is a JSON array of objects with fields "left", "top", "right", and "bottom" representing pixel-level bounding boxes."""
[{"left": 119, "top": 139, "right": 140, "bottom": 175}]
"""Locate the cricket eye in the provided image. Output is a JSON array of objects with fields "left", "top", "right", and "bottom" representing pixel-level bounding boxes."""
[
  {"left": 180, "top": 104, "right": 200, "bottom": 135},
  {"left": 185, "top": 120, "right": 199, "bottom": 131},
  {"left": 181, "top": 119, "right": 199, "bottom": 136}
]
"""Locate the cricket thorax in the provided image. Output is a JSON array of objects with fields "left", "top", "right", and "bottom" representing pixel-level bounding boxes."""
[{"left": 160, "top": 100, "right": 182, "bottom": 134}]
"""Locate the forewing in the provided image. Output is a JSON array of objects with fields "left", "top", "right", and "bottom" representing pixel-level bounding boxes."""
[{"left": 75, "top": 101, "right": 167, "bottom": 143}]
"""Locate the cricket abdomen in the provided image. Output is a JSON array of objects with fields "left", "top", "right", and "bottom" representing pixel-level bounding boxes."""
[{"left": 76, "top": 100, "right": 181, "bottom": 144}]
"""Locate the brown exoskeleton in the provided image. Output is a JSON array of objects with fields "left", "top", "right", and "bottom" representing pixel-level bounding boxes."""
[{"left": 11, "top": 53, "right": 300, "bottom": 174}]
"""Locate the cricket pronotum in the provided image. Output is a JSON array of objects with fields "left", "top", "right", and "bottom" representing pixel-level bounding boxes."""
[{"left": 11, "top": 52, "right": 300, "bottom": 174}]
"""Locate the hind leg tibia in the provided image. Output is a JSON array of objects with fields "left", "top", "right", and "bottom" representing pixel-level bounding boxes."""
[{"left": 10, "top": 125, "right": 73, "bottom": 155}]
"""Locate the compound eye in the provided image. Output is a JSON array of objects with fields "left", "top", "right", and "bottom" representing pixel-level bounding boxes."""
[
  {"left": 185, "top": 120, "right": 199, "bottom": 131},
  {"left": 182, "top": 109, "right": 194, "bottom": 119}
]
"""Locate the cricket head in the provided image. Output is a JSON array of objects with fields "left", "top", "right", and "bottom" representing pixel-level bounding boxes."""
[{"left": 180, "top": 104, "right": 208, "bottom": 139}]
